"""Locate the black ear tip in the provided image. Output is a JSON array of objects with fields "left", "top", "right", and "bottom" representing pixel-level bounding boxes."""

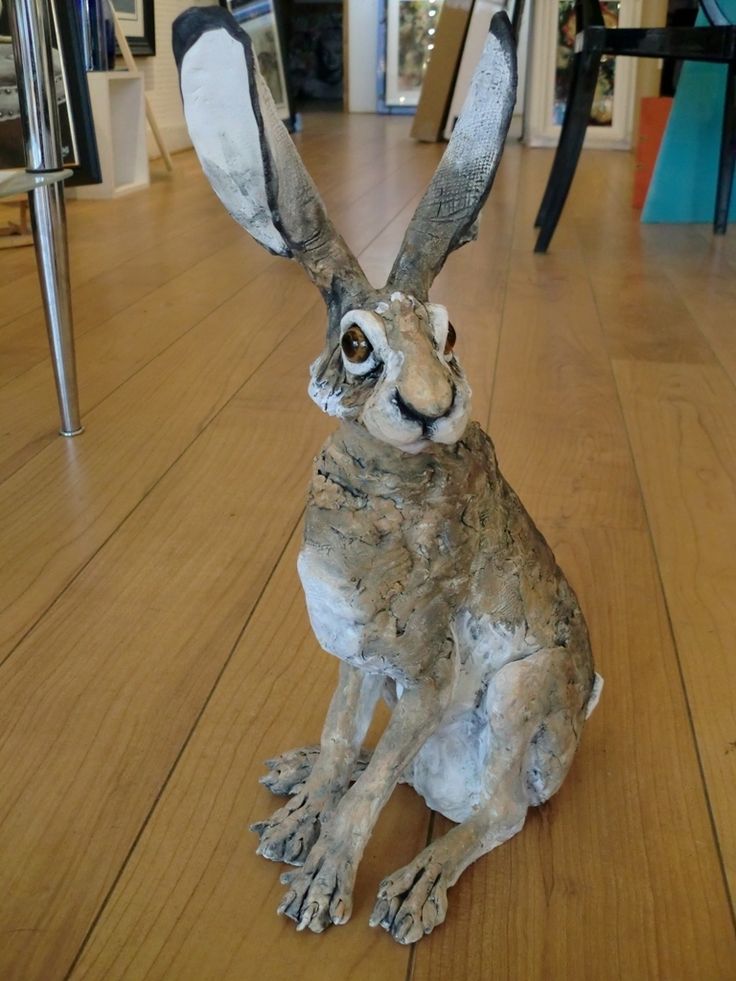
[
  {"left": 172, "top": 5, "right": 247, "bottom": 69},
  {"left": 489, "top": 9, "right": 514, "bottom": 46}
]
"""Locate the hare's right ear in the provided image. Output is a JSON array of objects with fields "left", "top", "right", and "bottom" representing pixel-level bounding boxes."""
[{"left": 173, "top": 6, "right": 368, "bottom": 309}]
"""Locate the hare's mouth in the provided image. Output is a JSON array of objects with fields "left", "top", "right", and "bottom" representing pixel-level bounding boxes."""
[
  {"left": 361, "top": 400, "right": 470, "bottom": 455},
  {"left": 358, "top": 373, "right": 472, "bottom": 454}
]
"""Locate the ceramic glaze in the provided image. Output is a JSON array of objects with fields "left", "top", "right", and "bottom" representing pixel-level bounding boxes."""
[{"left": 175, "top": 5, "right": 601, "bottom": 945}]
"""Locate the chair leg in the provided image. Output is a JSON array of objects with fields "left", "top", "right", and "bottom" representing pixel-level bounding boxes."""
[
  {"left": 714, "top": 59, "right": 736, "bottom": 235},
  {"left": 534, "top": 48, "right": 602, "bottom": 254},
  {"left": 535, "top": 49, "right": 584, "bottom": 230}
]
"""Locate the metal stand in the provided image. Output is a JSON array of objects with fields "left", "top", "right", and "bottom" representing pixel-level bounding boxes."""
[{"left": 8, "top": 0, "right": 83, "bottom": 436}]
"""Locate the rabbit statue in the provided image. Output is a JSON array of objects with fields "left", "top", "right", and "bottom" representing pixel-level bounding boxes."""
[{"left": 173, "top": 6, "right": 602, "bottom": 945}]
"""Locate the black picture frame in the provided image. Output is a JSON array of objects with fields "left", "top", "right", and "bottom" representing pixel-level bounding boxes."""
[
  {"left": 218, "top": 0, "right": 294, "bottom": 127},
  {"left": 0, "top": 0, "right": 101, "bottom": 186},
  {"left": 111, "top": 0, "right": 156, "bottom": 57},
  {"left": 55, "top": 1, "right": 101, "bottom": 186}
]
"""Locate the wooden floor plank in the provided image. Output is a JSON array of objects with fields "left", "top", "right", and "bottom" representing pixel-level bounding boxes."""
[
  {"left": 489, "top": 251, "right": 645, "bottom": 531},
  {"left": 613, "top": 358, "right": 736, "bottom": 902},
  {"left": 0, "top": 210, "right": 243, "bottom": 388},
  {"left": 0, "top": 233, "right": 271, "bottom": 478},
  {"left": 0, "top": 164, "right": 222, "bottom": 329},
  {"left": 659, "top": 244, "right": 736, "bottom": 385},
  {"left": 0, "top": 259, "right": 317, "bottom": 663},
  {"left": 581, "top": 191, "right": 736, "bottom": 904}
]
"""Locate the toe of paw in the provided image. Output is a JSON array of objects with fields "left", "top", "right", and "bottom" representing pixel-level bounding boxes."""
[{"left": 392, "top": 914, "right": 419, "bottom": 944}]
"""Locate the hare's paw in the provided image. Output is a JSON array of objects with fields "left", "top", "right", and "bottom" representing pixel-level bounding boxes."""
[
  {"left": 259, "top": 746, "right": 372, "bottom": 797},
  {"left": 251, "top": 789, "right": 331, "bottom": 865},
  {"left": 370, "top": 852, "right": 449, "bottom": 944},
  {"left": 277, "top": 837, "right": 356, "bottom": 933},
  {"left": 259, "top": 746, "right": 320, "bottom": 796}
]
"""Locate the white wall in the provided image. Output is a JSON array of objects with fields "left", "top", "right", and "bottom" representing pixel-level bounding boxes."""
[
  {"left": 346, "top": 0, "right": 379, "bottom": 113},
  {"left": 131, "top": 0, "right": 211, "bottom": 158}
]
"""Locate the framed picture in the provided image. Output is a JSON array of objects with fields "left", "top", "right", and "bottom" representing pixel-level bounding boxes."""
[
  {"left": 525, "top": 0, "right": 638, "bottom": 149},
  {"left": 111, "top": 0, "right": 155, "bottom": 57},
  {"left": 379, "top": 0, "right": 444, "bottom": 113},
  {"left": 0, "top": 0, "right": 101, "bottom": 186},
  {"left": 442, "top": 1, "right": 523, "bottom": 141},
  {"left": 219, "top": 1, "right": 292, "bottom": 122}
]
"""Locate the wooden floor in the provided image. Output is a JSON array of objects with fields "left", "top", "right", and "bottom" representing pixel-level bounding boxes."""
[{"left": 1, "top": 114, "right": 735, "bottom": 980}]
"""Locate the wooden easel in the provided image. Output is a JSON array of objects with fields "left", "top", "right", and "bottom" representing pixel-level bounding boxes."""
[
  {"left": 109, "top": 7, "right": 174, "bottom": 172},
  {"left": 0, "top": 194, "right": 33, "bottom": 248}
]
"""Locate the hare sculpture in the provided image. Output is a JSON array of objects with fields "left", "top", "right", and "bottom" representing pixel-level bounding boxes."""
[{"left": 174, "top": 6, "right": 602, "bottom": 945}]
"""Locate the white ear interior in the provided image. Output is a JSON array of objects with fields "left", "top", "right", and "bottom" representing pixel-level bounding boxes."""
[{"left": 180, "top": 30, "right": 288, "bottom": 256}]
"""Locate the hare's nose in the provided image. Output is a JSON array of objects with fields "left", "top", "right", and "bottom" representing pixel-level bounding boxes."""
[{"left": 394, "top": 386, "right": 455, "bottom": 425}]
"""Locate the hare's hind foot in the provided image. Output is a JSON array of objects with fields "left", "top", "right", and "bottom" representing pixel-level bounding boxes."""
[
  {"left": 259, "top": 746, "right": 371, "bottom": 797},
  {"left": 370, "top": 853, "right": 450, "bottom": 943},
  {"left": 370, "top": 794, "right": 527, "bottom": 944}
]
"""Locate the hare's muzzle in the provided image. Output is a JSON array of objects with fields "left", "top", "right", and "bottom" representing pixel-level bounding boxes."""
[{"left": 393, "top": 386, "right": 456, "bottom": 429}]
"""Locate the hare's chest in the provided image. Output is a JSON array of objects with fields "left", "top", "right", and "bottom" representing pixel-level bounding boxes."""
[
  {"left": 297, "top": 542, "right": 372, "bottom": 668},
  {"left": 298, "top": 478, "right": 471, "bottom": 678},
  {"left": 297, "top": 509, "right": 422, "bottom": 679}
]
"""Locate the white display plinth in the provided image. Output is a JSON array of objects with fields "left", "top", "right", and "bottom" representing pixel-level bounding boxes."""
[{"left": 74, "top": 71, "right": 149, "bottom": 199}]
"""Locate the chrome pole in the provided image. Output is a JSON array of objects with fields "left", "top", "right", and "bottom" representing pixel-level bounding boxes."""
[{"left": 8, "top": 0, "right": 83, "bottom": 436}]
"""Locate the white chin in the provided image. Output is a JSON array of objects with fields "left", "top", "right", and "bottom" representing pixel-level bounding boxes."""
[{"left": 395, "top": 438, "right": 431, "bottom": 455}]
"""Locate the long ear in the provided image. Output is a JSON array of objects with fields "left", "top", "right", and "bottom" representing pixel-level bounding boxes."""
[
  {"left": 173, "top": 6, "right": 369, "bottom": 307},
  {"left": 388, "top": 12, "right": 517, "bottom": 300}
]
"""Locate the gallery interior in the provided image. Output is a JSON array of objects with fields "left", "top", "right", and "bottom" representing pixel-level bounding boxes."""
[{"left": 1, "top": 1, "right": 735, "bottom": 978}]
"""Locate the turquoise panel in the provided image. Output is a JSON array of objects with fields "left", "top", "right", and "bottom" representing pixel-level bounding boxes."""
[{"left": 642, "top": 4, "right": 736, "bottom": 224}]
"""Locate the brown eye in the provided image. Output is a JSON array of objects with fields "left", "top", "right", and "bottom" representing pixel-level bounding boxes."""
[
  {"left": 341, "top": 325, "right": 373, "bottom": 364},
  {"left": 444, "top": 322, "right": 457, "bottom": 357}
]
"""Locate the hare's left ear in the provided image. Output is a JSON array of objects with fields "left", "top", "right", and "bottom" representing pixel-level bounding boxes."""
[
  {"left": 173, "top": 6, "right": 369, "bottom": 309},
  {"left": 388, "top": 12, "right": 517, "bottom": 301}
]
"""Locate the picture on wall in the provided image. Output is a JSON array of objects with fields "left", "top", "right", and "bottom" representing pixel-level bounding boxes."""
[
  {"left": 526, "top": 0, "right": 637, "bottom": 149},
  {"left": 111, "top": 0, "right": 156, "bottom": 56},
  {"left": 219, "top": 1, "right": 292, "bottom": 121},
  {"left": 555, "top": 0, "right": 620, "bottom": 126},
  {"left": 0, "top": 0, "right": 100, "bottom": 185},
  {"left": 381, "top": 0, "right": 445, "bottom": 112}
]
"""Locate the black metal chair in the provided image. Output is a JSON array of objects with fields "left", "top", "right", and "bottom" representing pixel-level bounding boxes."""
[{"left": 534, "top": 0, "right": 736, "bottom": 253}]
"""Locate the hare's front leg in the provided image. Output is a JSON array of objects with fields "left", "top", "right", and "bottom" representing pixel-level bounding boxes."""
[
  {"left": 278, "top": 668, "right": 451, "bottom": 933},
  {"left": 259, "top": 746, "right": 371, "bottom": 798},
  {"left": 252, "top": 662, "right": 382, "bottom": 865}
]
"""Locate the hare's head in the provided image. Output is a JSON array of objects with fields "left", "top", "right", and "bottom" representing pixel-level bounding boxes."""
[{"left": 174, "top": 6, "right": 516, "bottom": 453}]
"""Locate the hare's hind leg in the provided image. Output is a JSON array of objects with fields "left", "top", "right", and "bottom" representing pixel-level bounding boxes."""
[
  {"left": 371, "top": 772, "right": 528, "bottom": 943},
  {"left": 252, "top": 663, "right": 382, "bottom": 865},
  {"left": 372, "top": 647, "right": 590, "bottom": 943}
]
